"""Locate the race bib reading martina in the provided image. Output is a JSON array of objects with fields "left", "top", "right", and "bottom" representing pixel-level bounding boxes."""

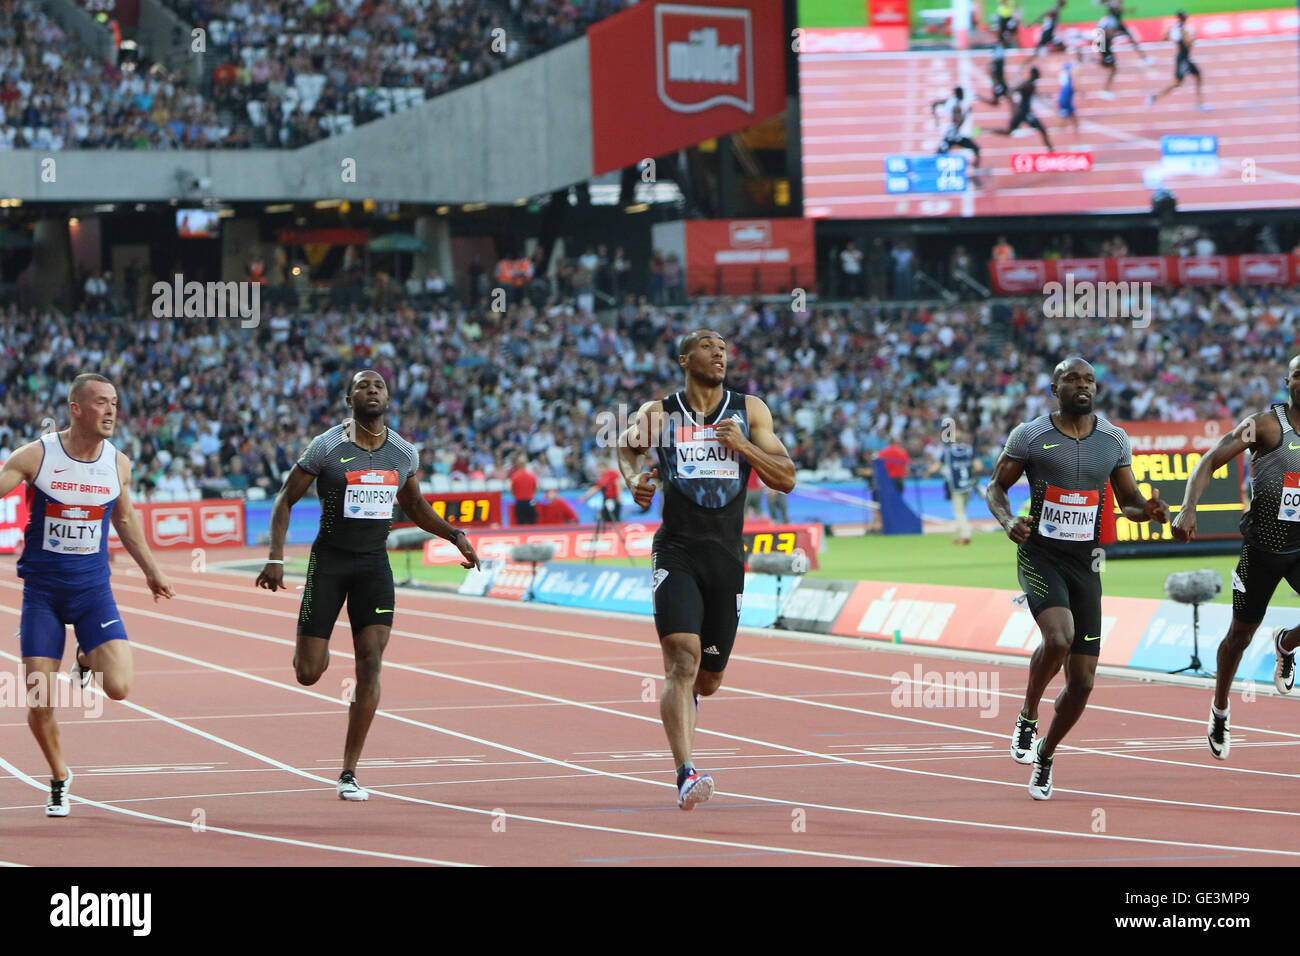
[
  {"left": 344, "top": 469, "right": 399, "bottom": 519},
  {"left": 43, "top": 503, "right": 106, "bottom": 554},
  {"left": 1038, "top": 484, "right": 1099, "bottom": 542},
  {"left": 676, "top": 423, "right": 741, "bottom": 480},
  {"left": 1278, "top": 473, "right": 1300, "bottom": 522}
]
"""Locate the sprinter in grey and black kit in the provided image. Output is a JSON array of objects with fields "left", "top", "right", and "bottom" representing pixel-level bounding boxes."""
[
  {"left": 619, "top": 330, "right": 795, "bottom": 811},
  {"left": 987, "top": 357, "right": 1170, "bottom": 800},
  {"left": 1174, "top": 355, "right": 1300, "bottom": 761}
]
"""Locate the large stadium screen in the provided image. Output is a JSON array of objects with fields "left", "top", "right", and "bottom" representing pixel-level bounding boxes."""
[
  {"left": 1103, "top": 420, "right": 1243, "bottom": 544},
  {"left": 797, "top": 1, "right": 1299, "bottom": 218}
]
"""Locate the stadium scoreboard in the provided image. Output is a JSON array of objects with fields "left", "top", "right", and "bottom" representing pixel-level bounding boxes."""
[
  {"left": 1105, "top": 421, "right": 1243, "bottom": 545},
  {"left": 393, "top": 491, "right": 503, "bottom": 529},
  {"left": 884, "top": 155, "right": 967, "bottom": 194}
]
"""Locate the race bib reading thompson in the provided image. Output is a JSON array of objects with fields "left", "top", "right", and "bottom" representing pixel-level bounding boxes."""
[
  {"left": 44, "top": 503, "right": 106, "bottom": 555},
  {"left": 677, "top": 423, "right": 741, "bottom": 480},
  {"left": 345, "top": 469, "right": 399, "bottom": 519},
  {"left": 1039, "top": 484, "right": 1099, "bottom": 542},
  {"left": 1278, "top": 473, "right": 1300, "bottom": 522}
]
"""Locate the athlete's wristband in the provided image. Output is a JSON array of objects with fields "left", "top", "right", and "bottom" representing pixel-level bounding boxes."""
[
  {"left": 265, "top": 559, "right": 285, "bottom": 565},
  {"left": 450, "top": 530, "right": 467, "bottom": 543}
]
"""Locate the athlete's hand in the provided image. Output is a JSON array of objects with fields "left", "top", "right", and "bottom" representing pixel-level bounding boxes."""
[
  {"left": 1144, "top": 487, "right": 1171, "bottom": 524},
  {"left": 256, "top": 562, "right": 286, "bottom": 592},
  {"left": 1003, "top": 515, "right": 1034, "bottom": 545},
  {"left": 146, "top": 570, "right": 175, "bottom": 601},
  {"left": 1171, "top": 505, "right": 1197, "bottom": 542},
  {"left": 714, "top": 417, "right": 748, "bottom": 452},
  {"left": 632, "top": 468, "right": 658, "bottom": 508},
  {"left": 455, "top": 532, "right": 481, "bottom": 571}
]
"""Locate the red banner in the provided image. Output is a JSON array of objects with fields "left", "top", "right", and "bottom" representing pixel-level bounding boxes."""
[
  {"left": 0, "top": 465, "right": 25, "bottom": 554},
  {"left": 426, "top": 522, "right": 823, "bottom": 568},
  {"left": 684, "top": 218, "right": 816, "bottom": 295},
  {"left": 795, "top": 26, "right": 908, "bottom": 52},
  {"left": 587, "top": 0, "right": 786, "bottom": 175},
  {"left": 868, "top": 0, "right": 908, "bottom": 27},
  {"left": 989, "top": 255, "right": 1299, "bottom": 294},
  {"left": 108, "top": 499, "right": 246, "bottom": 551}
]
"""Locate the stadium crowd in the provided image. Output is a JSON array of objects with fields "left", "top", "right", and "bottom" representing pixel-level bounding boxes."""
[
  {"left": 0, "top": 0, "right": 633, "bottom": 151},
  {"left": 2, "top": 280, "right": 1300, "bottom": 506}
]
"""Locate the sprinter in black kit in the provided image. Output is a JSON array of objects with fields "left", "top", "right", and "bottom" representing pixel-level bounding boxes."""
[
  {"left": 618, "top": 330, "right": 795, "bottom": 809},
  {"left": 256, "top": 370, "right": 480, "bottom": 801},
  {"left": 986, "top": 357, "right": 1169, "bottom": 800}
]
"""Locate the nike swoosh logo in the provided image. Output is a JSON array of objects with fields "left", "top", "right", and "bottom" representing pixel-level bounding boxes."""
[
  {"left": 101, "top": 619, "right": 119, "bottom": 629},
  {"left": 1289, "top": 443, "right": 1300, "bottom": 450},
  {"left": 375, "top": 609, "right": 393, "bottom": 614},
  {"left": 341, "top": 457, "right": 357, "bottom": 463},
  {"left": 1043, "top": 443, "right": 1061, "bottom": 449},
  {"left": 1083, "top": 634, "right": 1101, "bottom": 642},
  {"left": 53, "top": 468, "right": 68, "bottom": 473}
]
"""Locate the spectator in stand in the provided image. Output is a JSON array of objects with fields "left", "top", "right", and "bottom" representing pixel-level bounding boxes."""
[
  {"left": 1195, "top": 230, "right": 1216, "bottom": 257},
  {"left": 510, "top": 454, "right": 539, "bottom": 525},
  {"left": 536, "top": 487, "right": 579, "bottom": 524},
  {"left": 662, "top": 253, "right": 685, "bottom": 305},
  {"left": 839, "top": 241, "right": 864, "bottom": 298},
  {"left": 877, "top": 440, "right": 911, "bottom": 494},
  {"left": 648, "top": 250, "right": 665, "bottom": 305},
  {"left": 992, "top": 235, "right": 1015, "bottom": 261},
  {"left": 745, "top": 467, "right": 764, "bottom": 517},
  {"left": 766, "top": 485, "right": 789, "bottom": 524},
  {"left": 890, "top": 241, "right": 915, "bottom": 300}
]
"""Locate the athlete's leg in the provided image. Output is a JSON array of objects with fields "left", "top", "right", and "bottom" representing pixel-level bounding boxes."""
[
  {"left": 661, "top": 632, "right": 702, "bottom": 767},
  {"left": 84, "top": 639, "right": 132, "bottom": 700},
  {"left": 1213, "top": 620, "right": 1260, "bottom": 709},
  {"left": 1020, "top": 606, "right": 1073, "bottom": 720},
  {"left": 23, "top": 657, "right": 68, "bottom": 780},
  {"left": 1040, "top": 652, "right": 1098, "bottom": 755},
  {"left": 343, "top": 623, "right": 390, "bottom": 773},
  {"left": 294, "top": 634, "right": 330, "bottom": 685}
]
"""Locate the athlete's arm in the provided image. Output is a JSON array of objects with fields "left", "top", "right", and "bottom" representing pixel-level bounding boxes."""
[
  {"left": 986, "top": 452, "right": 1033, "bottom": 543},
  {"left": 1173, "top": 413, "right": 1267, "bottom": 542},
  {"left": 111, "top": 452, "right": 174, "bottom": 601},
  {"left": 1110, "top": 466, "right": 1171, "bottom": 523},
  {"left": 0, "top": 440, "right": 42, "bottom": 497},
  {"left": 619, "top": 399, "right": 662, "bottom": 507},
  {"left": 727, "top": 397, "right": 795, "bottom": 494},
  {"left": 256, "top": 464, "right": 316, "bottom": 591},
  {"left": 396, "top": 476, "right": 480, "bottom": 570}
]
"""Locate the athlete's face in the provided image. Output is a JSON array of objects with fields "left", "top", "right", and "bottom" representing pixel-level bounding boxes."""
[
  {"left": 1286, "top": 361, "right": 1300, "bottom": 404},
  {"left": 70, "top": 382, "right": 118, "bottom": 438},
  {"left": 348, "top": 373, "right": 390, "bottom": 418},
  {"left": 1052, "top": 365, "right": 1096, "bottom": 414},
  {"left": 683, "top": 334, "right": 727, "bottom": 387}
]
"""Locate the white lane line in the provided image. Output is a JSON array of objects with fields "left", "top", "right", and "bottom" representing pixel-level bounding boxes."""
[{"left": 0, "top": 752, "right": 474, "bottom": 867}]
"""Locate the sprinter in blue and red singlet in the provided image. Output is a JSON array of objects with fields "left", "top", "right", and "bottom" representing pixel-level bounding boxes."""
[
  {"left": 0, "top": 373, "right": 174, "bottom": 817},
  {"left": 618, "top": 330, "right": 796, "bottom": 810}
]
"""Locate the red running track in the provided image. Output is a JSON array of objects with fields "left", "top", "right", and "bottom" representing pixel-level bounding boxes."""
[{"left": 2, "top": 549, "right": 1300, "bottom": 867}]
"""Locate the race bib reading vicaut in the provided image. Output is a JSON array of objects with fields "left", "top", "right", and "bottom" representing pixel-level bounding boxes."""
[
  {"left": 1039, "top": 484, "right": 1099, "bottom": 542},
  {"left": 1278, "top": 473, "right": 1300, "bottom": 522},
  {"left": 44, "top": 503, "right": 106, "bottom": 554},
  {"left": 677, "top": 423, "right": 741, "bottom": 480},
  {"left": 344, "top": 470, "right": 399, "bottom": 519}
]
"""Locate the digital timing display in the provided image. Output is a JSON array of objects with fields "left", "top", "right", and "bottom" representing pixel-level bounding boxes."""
[
  {"left": 392, "top": 491, "right": 503, "bottom": 529},
  {"left": 1112, "top": 453, "right": 1241, "bottom": 542},
  {"left": 742, "top": 527, "right": 820, "bottom": 569}
]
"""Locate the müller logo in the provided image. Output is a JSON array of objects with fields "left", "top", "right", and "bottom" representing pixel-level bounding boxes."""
[{"left": 655, "top": 4, "right": 754, "bottom": 114}]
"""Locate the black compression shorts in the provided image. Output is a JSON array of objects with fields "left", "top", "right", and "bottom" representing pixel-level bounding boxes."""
[
  {"left": 1232, "top": 539, "right": 1300, "bottom": 626},
  {"left": 652, "top": 544, "right": 746, "bottom": 673},
  {"left": 298, "top": 542, "right": 395, "bottom": 638},
  {"left": 1016, "top": 542, "right": 1103, "bottom": 656},
  {"left": 1008, "top": 109, "right": 1043, "bottom": 132},
  {"left": 1176, "top": 56, "right": 1200, "bottom": 80}
]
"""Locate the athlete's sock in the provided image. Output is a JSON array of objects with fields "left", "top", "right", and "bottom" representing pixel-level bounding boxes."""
[
  {"left": 1278, "top": 628, "right": 1291, "bottom": 654},
  {"left": 676, "top": 763, "right": 696, "bottom": 789},
  {"left": 1211, "top": 701, "right": 1230, "bottom": 719},
  {"left": 1019, "top": 711, "right": 1037, "bottom": 723}
]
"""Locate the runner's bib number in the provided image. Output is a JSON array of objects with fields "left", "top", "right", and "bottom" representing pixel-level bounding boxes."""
[
  {"left": 1278, "top": 473, "right": 1300, "bottom": 522},
  {"left": 1038, "top": 484, "right": 1099, "bottom": 542},
  {"left": 43, "top": 503, "right": 106, "bottom": 555},
  {"left": 676, "top": 423, "right": 741, "bottom": 480},
  {"left": 344, "top": 470, "right": 399, "bottom": 519}
]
